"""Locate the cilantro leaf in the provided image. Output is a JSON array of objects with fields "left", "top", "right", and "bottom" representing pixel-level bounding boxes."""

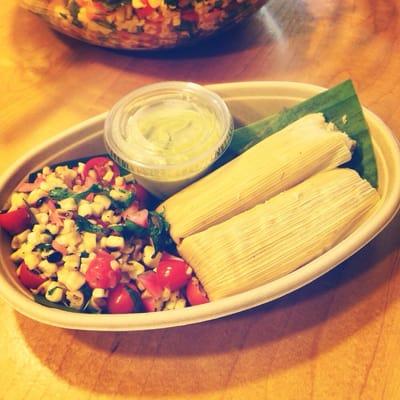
[
  {"left": 109, "top": 189, "right": 135, "bottom": 210},
  {"left": 47, "top": 286, "right": 63, "bottom": 296},
  {"left": 148, "top": 211, "right": 173, "bottom": 255},
  {"left": 49, "top": 187, "right": 70, "bottom": 201},
  {"left": 33, "top": 243, "right": 53, "bottom": 252},
  {"left": 72, "top": 184, "right": 103, "bottom": 201},
  {"left": 75, "top": 216, "right": 104, "bottom": 233},
  {"left": 110, "top": 220, "right": 147, "bottom": 239}
]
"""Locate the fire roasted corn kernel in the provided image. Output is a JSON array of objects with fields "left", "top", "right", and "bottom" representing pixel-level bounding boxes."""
[
  {"left": 142, "top": 245, "right": 161, "bottom": 269},
  {"left": 66, "top": 290, "right": 85, "bottom": 310},
  {"left": 57, "top": 269, "right": 86, "bottom": 291},
  {"left": 39, "top": 260, "right": 59, "bottom": 277},
  {"left": 59, "top": 198, "right": 77, "bottom": 211},
  {"left": 45, "top": 282, "right": 66, "bottom": 303}
]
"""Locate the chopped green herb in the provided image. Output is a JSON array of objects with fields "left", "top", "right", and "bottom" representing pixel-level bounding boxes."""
[
  {"left": 34, "top": 243, "right": 53, "bottom": 252},
  {"left": 33, "top": 294, "right": 81, "bottom": 313},
  {"left": 49, "top": 187, "right": 70, "bottom": 201},
  {"left": 49, "top": 184, "right": 103, "bottom": 202},
  {"left": 73, "top": 184, "right": 103, "bottom": 201},
  {"left": 69, "top": 0, "right": 84, "bottom": 28},
  {"left": 47, "top": 286, "right": 63, "bottom": 296},
  {"left": 110, "top": 220, "right": 147, "bottom": 239},
  {"left": 165, "top": 0, "right": 178, "bottom": 8},
  {"left": 76, "top": 216, "right": 104, "bottom": 233},
  {"left": 148, "top": 211, "right": 173, "bottom": 255},
  {"left": 94, "top": 19, "right": 116, "bottom": 31},
  {"left": 109, "top": 189, "right": 135, "bottom": 210},
  {"left": 33, "top": 294, "right": 100, "bottom": 313}
]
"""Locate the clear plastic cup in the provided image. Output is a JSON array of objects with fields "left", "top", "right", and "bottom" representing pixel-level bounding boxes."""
[{"left": 104, "top": 81, "right": 233, "bottom": 199}]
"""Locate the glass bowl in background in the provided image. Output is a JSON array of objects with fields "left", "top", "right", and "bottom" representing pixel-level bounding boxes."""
[{"left": 20, "top": 0, "right": 268, "bottom": 50}]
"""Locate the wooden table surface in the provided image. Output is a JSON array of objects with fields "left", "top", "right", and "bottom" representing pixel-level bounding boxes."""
[{"left": 1, "top": 0, "right": 400, "bottom": 399}]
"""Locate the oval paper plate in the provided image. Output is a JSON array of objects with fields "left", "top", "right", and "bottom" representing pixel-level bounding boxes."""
[{"left": 1, "top": 81, "right": 399, "bottom": 331}]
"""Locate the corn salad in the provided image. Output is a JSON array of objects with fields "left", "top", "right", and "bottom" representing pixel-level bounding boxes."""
[
  {"left": 21, "top": 0, "right": 266, "bottom": 49},
  {"left": 0, "top": 156, "right": 208, "bottom": 313}
]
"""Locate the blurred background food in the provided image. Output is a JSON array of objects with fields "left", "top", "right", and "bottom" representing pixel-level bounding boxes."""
[{"left": 21, "top": 0, "right": 268, "bottom": 50}]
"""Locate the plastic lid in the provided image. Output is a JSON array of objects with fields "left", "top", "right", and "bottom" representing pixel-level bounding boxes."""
[{"left": 104, "top": 81, "right": 233, "bottom": 184}]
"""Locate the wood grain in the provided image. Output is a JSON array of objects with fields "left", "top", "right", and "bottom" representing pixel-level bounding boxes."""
[{"left": 1, "top": 0, "right": 400, "bottom": 399}]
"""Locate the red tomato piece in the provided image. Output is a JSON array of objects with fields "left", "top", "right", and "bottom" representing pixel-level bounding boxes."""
[
  {"left": 141, "top": 296, "right": 157, "bottom": 312},
  {"left": 186, "top": 278, "right": 209, "bottom": 306},
  {"left": 136, "top": 5, "right": 153, "bottom": 19},
  {"left": 157, "top": 255, "right": 191, "bottom": 291},
  {"left": 85, "top": 192, "right": 95, "bottom": 202},
  {"left": 137, "top": 271, "right": 163, "bottom": 299},
  {"left": 83, "top": 157, "right": 120, "bottom": 184},
  {"left": 121, "top": 202, "right": 140, "bottom": 220},
  {"left": 17, "top": 182, "right": 40, "bottom": 193},
  {"left": 126, "top": 209, "right": 149, "bottom": 228},
  {"left": 47, "top": 200, "right": 63, "bottom": 227},
  {"left": 93, "top": 2, "right": 108, "bottom": 13},
  {"left": 0, "top": 207, "right": 32, "bottom": 235},
  {"left": 161, "top": 252, "right": 182, "bottom": 262},
  {"left": 51, "top": 240, "right": 68, "bottom": 256},
  {"left": 107, "top": 283, "right": 143, "bottom": 314},
  {"left": 181, "top": 9, "right": 198, "bottom": 22},
  {"left": 18, "top": 262, "right": 47, "bottom": 289},
  {"left": 85, "top": 250, "right": 121, "bottom": 289}
]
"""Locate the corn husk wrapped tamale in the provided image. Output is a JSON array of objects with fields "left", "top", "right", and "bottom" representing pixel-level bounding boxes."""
[
  {"left": 159, "top": 113, "right": 355, "bottom": 242},
  {"left": 178, "top": 168, "right": 379, "bottom": 300}
]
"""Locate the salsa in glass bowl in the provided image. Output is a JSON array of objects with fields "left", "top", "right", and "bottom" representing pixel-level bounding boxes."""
[{"left": 21, "top": 0, "right": 267, "bottom": 50}]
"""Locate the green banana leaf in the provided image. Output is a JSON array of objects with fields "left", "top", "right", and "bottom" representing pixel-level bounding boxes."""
[{"left": 217, "top": 80, "right": 378, "bottom": 187}]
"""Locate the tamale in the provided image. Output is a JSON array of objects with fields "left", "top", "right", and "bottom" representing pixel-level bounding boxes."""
[
  {"left": 159, "top": 113, "right": 354, "bottom": 242},
  {"left": 178, "top": 168, "right": 379, "bottom": 300}
]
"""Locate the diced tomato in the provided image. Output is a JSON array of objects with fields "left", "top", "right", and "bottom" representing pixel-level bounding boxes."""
[
  {"left": 107, "top": 283, "right": 143, "bottom": 314},
  {"left": 85, "top": 192, "right": 95, "bottom": 202},
  {"left": 186, "top": 277, "right": 209, "bottom": 306},
  {"left": 47, "top": 200, "right": 63, "bottom": 227},
  {"left": 126, "top": 209, "right": 148, "bottom": 228},
  {"left": 136, "top": 5, "right": 153, "bottom": 19},
  {"left": 0, "top": 207, "right": 32, "bottom": 235},
  {"left": 181, "top": 9, "right": 198, "bottom": 22},
  {"left": 121, "top": 202, "right": 140, "bottom": 220},
  {"left": 86, "top": 2, "right": 108, "bottom": 19},
  {"left": 85, "top": 250, "right": 121, "bottom": 289},
  {"left": 118, "top": 30, "right": 133, "bottom": 41},
  {"left": 83, "top": 157, "right": 120, "bottom": 185},
  {"left": 141, "top": 296, "right": 157, "bottom": 312},
  {"left": 161, "top": 252, "right": 182, "bottom": 262},
  {"left": 202, "top": 9, "right": 220, "bottom": 23},
  {"left": 93, "top": 1, "right": 109, "bottom": 13},
  {"left": 82, "top": 175, "right": 97, "bottom": 189},
  {"left": 52, "top": 240, "right": 68, "bottom": 256},
  {"left": 149, "top": 13, "right": 164, "bottom": 23},
  {"left": 17, "top": 182, "right": 39, "bottom": 193},
  {"left": 146, "top": 21, "right": 162, "bottom": 34},
  {"left": 157, "top": 255, "right": 191, "bottom": 291},
  {"left": 18, "top": 262, "right": 47, "bottom": 289},
  {"left": 137, "top": 271, "right": 163, "bottom": 299}
]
